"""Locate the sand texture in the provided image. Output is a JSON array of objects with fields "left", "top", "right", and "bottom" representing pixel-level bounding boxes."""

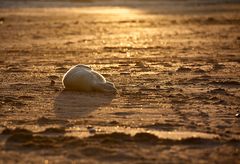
[{"left": 0, "top": 0, "right": 240, "bottom": 163}]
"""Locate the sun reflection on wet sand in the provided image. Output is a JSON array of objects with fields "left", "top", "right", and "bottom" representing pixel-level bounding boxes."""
[
  {"left": 65, "top": 126, "right": 219, "bottom": 140},
  {"left": 71, "top": 6, "right": 142, "bottom": 14}
]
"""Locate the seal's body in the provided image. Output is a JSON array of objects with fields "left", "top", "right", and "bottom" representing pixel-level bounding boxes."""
[{"left": 62, "top": 65, "right": 116, "bottom": 93}]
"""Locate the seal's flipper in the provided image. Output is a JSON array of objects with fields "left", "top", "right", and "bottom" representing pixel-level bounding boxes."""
[{"left": 94, "top": 82, "right": 117, "bottom": 93}]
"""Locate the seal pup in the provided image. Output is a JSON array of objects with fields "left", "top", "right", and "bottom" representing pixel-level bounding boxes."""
[{"left": 62, "top": 64, "right": 117, "bottom": 93}]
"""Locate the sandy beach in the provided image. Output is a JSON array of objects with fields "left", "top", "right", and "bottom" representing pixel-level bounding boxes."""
[{"left": 0, "top": 0, "right": 240, "bottom": 163}]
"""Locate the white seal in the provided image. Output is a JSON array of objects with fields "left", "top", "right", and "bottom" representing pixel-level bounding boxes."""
[{"left": 62, "top": 64, "right": 117, "bottom": 93}]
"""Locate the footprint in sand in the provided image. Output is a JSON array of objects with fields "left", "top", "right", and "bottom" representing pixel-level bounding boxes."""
[{"left": 62, "top": 64, "right": 117, "bottom": 93}]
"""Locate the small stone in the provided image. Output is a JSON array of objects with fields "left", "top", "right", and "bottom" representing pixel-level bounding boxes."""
[
  {"left": 73, "top": 21, "right": 79, "bottom": 24},
  {"left": 109, "top": 120, "right": 119, "bottom": 125},
  {"left": 0, "top": 17, "right": 4, "bottom": 24},
  {"left": 87, "top": 126, "right": 96, "bottom": 133},
  {"left": 235, "top": 113, "right": 240, "bottom": 118},
  {"left": 176, "top": 67, "right": 191, "bottom": 73},
  {"left": 156, "top": 85, "right": 160, "bottom": 89},
  {"left": 135, "top": 61, "right": 145, "bottom": 68},
  {"left": 120, "top": 72, "right": 130, "bottom": 75},
  {"left": 50, "top": 80, "right": 55, "bottom": 86}
]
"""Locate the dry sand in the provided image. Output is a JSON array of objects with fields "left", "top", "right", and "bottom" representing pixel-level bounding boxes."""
[{"left": 0, "top": 0, "right": 240, "bottom": 163}]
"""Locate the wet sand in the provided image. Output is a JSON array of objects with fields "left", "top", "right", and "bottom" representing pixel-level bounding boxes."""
[{"left": 0, "top": 0, "right": 240, "bottom": 163}]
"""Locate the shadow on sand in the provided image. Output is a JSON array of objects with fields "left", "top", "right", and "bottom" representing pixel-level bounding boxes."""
[{"left": 54, "top": 90, "right": 115, "bottom": 119}]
